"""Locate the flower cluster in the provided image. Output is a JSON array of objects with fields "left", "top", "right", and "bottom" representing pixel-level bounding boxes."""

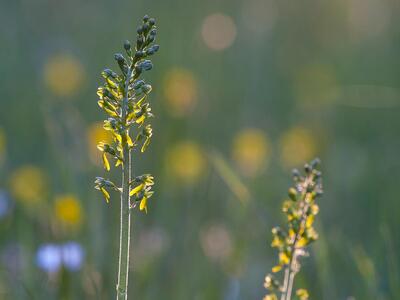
[
  {"left": 264, "top": 158, "right": 323, "bottom": 300},
  {"left": 129, "top": 174, "right": 154, "bottom": 213},
  {"left": 95, "top": 15, "right": 159, "bottom": 212}
]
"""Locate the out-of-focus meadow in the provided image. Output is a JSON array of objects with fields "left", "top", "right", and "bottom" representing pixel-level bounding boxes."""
[{"left": 1, "top": 0, "right": 400, "bottom": 299}]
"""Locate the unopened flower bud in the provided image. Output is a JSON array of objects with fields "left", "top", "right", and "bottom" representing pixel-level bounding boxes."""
[
  {"left": 146, "top": 45, "right": 159, "bottom": 55},
  {"left": 139, "top": 60, "right": 153, "bottom": 71},
  {"left": 135, "top": 50, "right": 144, "bottom": 58},
  {"left": 137, "top": 36, "right": 144, "bottom": 48},
  {"left": 142, "top": 23, "right": 149, "bottom": 32},
  {"left": 114, "top": 53, "right": 124, "bottom": 63},
  {"left": 124, "top": 40, "right": 131, "bottom": 51}
]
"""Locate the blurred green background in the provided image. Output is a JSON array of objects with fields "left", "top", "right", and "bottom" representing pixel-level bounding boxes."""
[{"left": 1, "top": 0, "right": 400, "bottom": 299}]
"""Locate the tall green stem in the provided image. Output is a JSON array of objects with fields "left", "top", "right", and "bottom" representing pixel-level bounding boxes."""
[{"left": 116, "top": 69, "right": 133, "bottom": 300}]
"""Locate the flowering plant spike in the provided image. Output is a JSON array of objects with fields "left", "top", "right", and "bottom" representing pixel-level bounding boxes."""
[
  {"left": 94, "top": 15, "right": 159, "bottom": 300},
  {"left": 264, "top": 158, "right": 323, "bottom": 300}
]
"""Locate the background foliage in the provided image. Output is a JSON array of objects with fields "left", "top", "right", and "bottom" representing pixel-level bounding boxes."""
[{"left": 1, "top": 0, "right": 400, "bottom": 299}]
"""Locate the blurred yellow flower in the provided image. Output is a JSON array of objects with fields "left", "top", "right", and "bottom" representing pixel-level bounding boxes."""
[
  {"left": 163, "top": 68, "right": 198, "bottom": 117},
  {"left": 166, "top": 141, "right": 206, "bottom": 184},
  {"left": 201, "top": 13, "right": 237, "bottom": 51},
  {"left": 293, "top": 63, "right": 338, "bottom": 105},
  {"left": 279, "top": 127, "right": 317, "bottom": 169},
  {"left": 54, "top": 194, "right": 83, "bottom": 227},
  {"left": 10, "top": 165, "right": 47, "bottom": 204},
  {"left": 0, "top": 128, "right": 6, "bottom": 164},
  {"left": 232, "top": 128, "right": 270, "bottom": 177},
  {"left": 87, "top": 122, "right": 113, "bottom": 164},
  {"left": 43, "top": 53, "right": 85, "bottom": 97}
]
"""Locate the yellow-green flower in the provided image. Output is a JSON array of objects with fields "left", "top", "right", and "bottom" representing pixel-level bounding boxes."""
[
  {"left": 54, "top": 194, "right": 83, "bottom": 227},
  {"left": 279, "top": 127, "right": 317, "bottom": 169},
  {"left": 232, "top": 128, "right": 270, "bottom": 177},
  {"left": 87, "top": 122, "right": 114, "bottom": 164},
  {"left": 166, "top": 141, "right": 206, "bottom": 184},
  {"left": 10, "top": 165, "right": 47, "bottom": 204},
  {"left": 163, "top": 68, "right": 198, "bottom": 117},
  {"left": 130, "top": 175, "right": 154, "bottom": 213},
  {"left": 43, "top": 53, "right": 85, "bottom": 97}
]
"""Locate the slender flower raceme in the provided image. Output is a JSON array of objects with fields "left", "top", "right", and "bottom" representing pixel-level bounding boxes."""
[
  {"left": 264, "top": 159, "right": 323, "bottom": 300},
  {"left": 94, "top": 15, "right": 159, "bottom": 300}
]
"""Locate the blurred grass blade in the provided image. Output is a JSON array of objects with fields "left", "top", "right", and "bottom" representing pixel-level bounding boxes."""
[{"left": 208, "top": 150, "right": 250, "bottom": 204}]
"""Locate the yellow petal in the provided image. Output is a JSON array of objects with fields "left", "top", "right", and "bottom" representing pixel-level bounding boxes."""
[
  {"left": 115, "top": 159, "right": 123, "bottom": 167},
  {"left": 271, "top": 265, "right": 282, "bottom": 273},
  {"left": 296, "top": 289, "right": 309, "bottom": 300},
  {"left": 264, "top": 294, "right": 278, "bottom": 300},
  {"left": 139, "top": 197, "right": 148, "bottom": 213},
  {"left": 306, "top": 215, "right": 314, "bottom": 228},
  {"left": 311, "top": 204, "right": 319, "bottom": 215},
  {"left": 141, "top": 138, "right": 150, "bottom": 153},
  {"left": 135, "top": 115, "right": 145, "bottom": 125},
  {"left": 102, "top": 153, "right": 110, "bottom": 171},
  {"left": 130, "top": 183, "right": 144, "bottom": 196},
  {"left": 297, "top": 237, "right": 308, "bottom": 248},
  {"left": 100, "top": 187, "right": 110, "bottom": 203},
  {"left": 126, "top": 132, "right": 134, "bottom": 147},
  {"left": 279, "top": 252, "right": 290, "bottom": 265},
  {"left": 271, "top": 236, "right": 283, "bottom": 248}
]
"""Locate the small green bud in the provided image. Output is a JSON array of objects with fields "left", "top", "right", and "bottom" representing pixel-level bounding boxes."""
[
  {"left": 114, "top": 53, "right": 124, "bottom": 62},
  {"left": 135, "top": 50, "right": 144, "bottom": 58},
  {"left": 149, "top": 28, "right": 157, "bottom": 36},
  {"left": 147, "top": 36, "right": 155, "bottom": 44},
  {"left": 141, "top": 84, "right": 152, "bottom": 94},
  {"left": 288, "top": 187, "right": 297, "bottom": 201},
  {"left": 124, "top": 40, "right": 131, "bottom": 51},
  {"left": 137, "top": 36, "right": 144, "bottom": 48},
  {"left": 114, "top": 53, "right": 128, "bottom": 74},
  {"left": 143, "top": 125, "right": 152, "bottom": 136},
  {"left": 142, "top": 23, "right": 150, "bottom": 32},
  {"left": 292, "top": 168, "right": 300, "bottom": 177},
  {"left": 102, "top": 68, "right": 118, "bottom": 79},
  {"left": 133, "top": 80, "right": 145, "bottom": 90},
  {"left": 146, "top": 45, "right": 159, "bottom": 56},
  {"left": 138, "top": 60, "right": 153, "bottom": 71},
  {"left": 313, "top": 170, "right": 322, "bottom": 178},
  {"left": 310, "top": 157, "right": 321, "bottom": 168}
]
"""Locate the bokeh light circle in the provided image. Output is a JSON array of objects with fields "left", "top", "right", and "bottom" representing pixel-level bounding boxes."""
[
  {"left": 43, "top": 53, "right": 85, "bottom": 98},
  {"left": 201, "top": 13, "right": 237, "bottom": 51},
  {"left": 163, "top": 68, "right": 198, "bottom": 117}
]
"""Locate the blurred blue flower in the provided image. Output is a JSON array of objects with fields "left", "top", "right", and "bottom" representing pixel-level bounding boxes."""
[
  {"left": 61, "top": 242, "right": 84, "bottom": 271},
  {"left": 0, "top": 190, "right": 12, "bottom": 219},
  {"left": 36, "top": 244, "right": 62, "bottom": 273}
]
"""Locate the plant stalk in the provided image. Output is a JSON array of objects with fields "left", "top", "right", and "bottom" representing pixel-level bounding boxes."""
[
  {"left": 116, "top": 69, "right": 133, "bottom": 300},
  {"left": 280, "top": 177, "right": 312, "bottom": 300}
]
